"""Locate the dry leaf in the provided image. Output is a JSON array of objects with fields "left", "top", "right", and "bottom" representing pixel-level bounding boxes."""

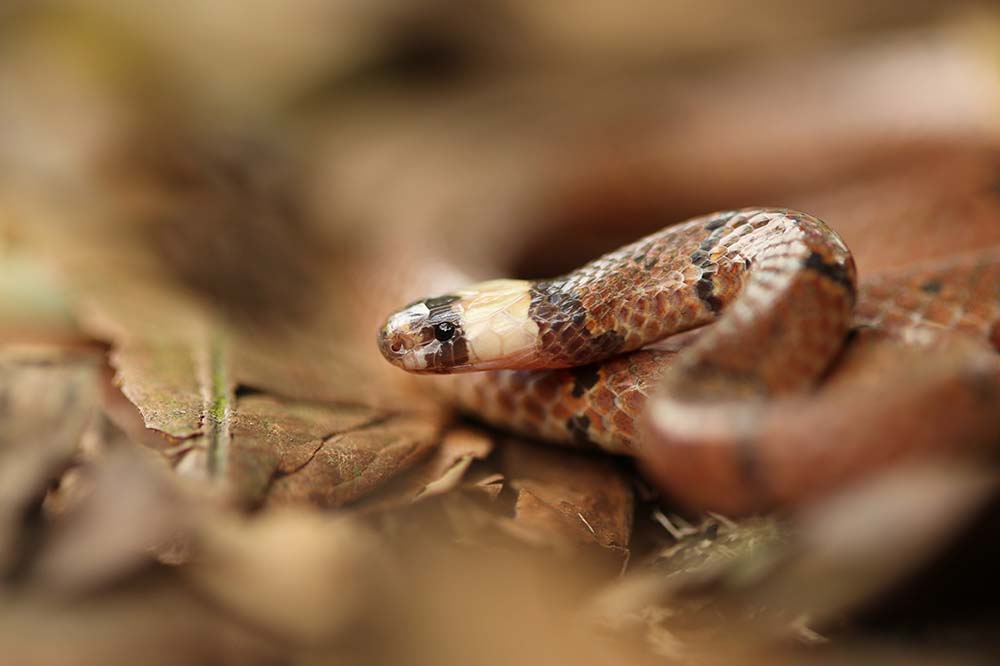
[
  {"left": 355, "top": 427, "right": 494, "bottom": 512},
  {"left": 0, "top": 575, "right": 283, "bottom": 666},
  {"left": 183, "top": 510, "right": 392, "bottom": 644},
  {"left": 29, "top": 445, "right": 187, "bottom": 594},
  {"left": 498, "top": 438, "right": 634, "bottom": 564},
  {"left": 0, "top": 351, "right": 102, "bottom": 578}
]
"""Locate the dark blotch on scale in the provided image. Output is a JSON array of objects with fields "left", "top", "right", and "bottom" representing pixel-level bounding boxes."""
[
  {"left": 703, "top": 210, "right": 739, "bottom": 232},
  {"left": 424, "top": 294, "right": 462, "bottom": 309},
  {"left": 594, "top": 330, "right": 626, "bottom": 354},
  {"left": 802, "top": 252, "right": 856, "bottom": 296},
  {"left": 696, "top": 277, "right": 723, "bottom": 314},
  {"left": 690, "top": 229, "right": 726, "bottom": 315},
  {"left": 690, "top": 250, "right": 710, "bottom": 266},
  {"left": 920, "top": 279, "right": 943, "bottom": 294},
  {"left": 843, "top": 325, "right": 870, "bottom": 347},
  {"left": 704, "top": 217, "right": 727, "bottom": 231},
  {"left": 570, "top": 364, "right": 601, "bottom": 397}
]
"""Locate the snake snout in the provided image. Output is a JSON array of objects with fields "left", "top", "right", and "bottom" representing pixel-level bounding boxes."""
[
  {"left": 378, "top": 318, "right": 428, "bottom": 367},
  {"left": 378, "top": 323, "right": 437, "bottom": 372},
  {"left": 379, "top": 300, "right": 438, "bottom": 364},
  {"left": 377, "top": 325, "right": 407, "bottom": 360}
]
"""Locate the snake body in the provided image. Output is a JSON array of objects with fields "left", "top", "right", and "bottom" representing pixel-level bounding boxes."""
[{"left": 378, "top": 208, "right": 1000, "bottom": 510}]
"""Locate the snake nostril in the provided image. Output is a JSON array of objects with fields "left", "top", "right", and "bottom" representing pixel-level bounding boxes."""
[{"left": 389, "top": 340, "right": 404, "bottom": 354}]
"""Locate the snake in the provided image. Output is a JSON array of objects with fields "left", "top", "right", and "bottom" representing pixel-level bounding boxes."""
[{"left": 376, "top": 207, "right": 1000, "bottom": 512}]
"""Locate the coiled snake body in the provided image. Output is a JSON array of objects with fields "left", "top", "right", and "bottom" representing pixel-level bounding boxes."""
[{"left": 378, "top": 208, "right": 1000, "bottom": 511}]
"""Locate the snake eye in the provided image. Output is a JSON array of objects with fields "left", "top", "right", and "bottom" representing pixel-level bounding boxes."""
[{"left": 433, "top": 322, "right": 456, "bottom": 342}]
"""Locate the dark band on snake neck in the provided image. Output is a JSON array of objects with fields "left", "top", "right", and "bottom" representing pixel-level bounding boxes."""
[
  {"left": 529, "top": 280, "right": 628, "bottom": 366},
  {"left": 803, "top": 251, "right": 857, "bottom": 299}
]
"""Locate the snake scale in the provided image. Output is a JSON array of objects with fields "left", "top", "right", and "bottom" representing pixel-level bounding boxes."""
[{"left": 377, "top": 207, "right": 1000, "bottom": 512}]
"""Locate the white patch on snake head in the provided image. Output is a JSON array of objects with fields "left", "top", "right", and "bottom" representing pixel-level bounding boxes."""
[{"left": 453, "top": 279, "right": 540, "bottom": 369}]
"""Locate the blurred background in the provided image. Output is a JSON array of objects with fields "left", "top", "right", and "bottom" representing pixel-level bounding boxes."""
[{"left": 2, "top": 1, "right": 1000, "bottom": 664}]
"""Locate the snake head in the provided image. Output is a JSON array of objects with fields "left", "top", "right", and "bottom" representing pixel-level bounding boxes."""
[
  {"left": 378, "top": 279, "right": 539, "bottom": 373},
  {"left": 378, "top": 294, "right": 467, "bottom": 372}
]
